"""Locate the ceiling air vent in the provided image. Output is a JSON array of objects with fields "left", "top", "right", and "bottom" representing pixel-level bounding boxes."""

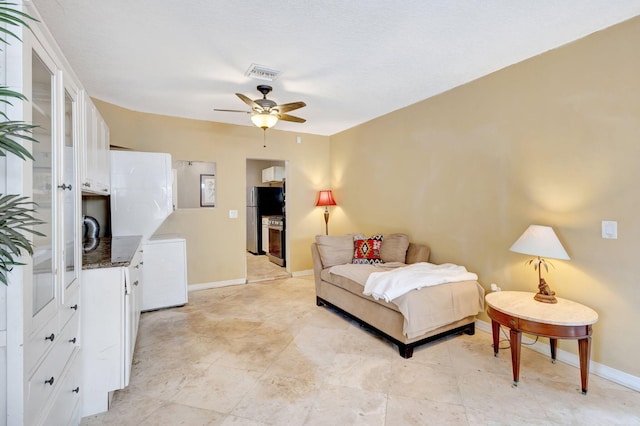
[{"left": 245, "top": 64, "right": 281, "bottom": 82}]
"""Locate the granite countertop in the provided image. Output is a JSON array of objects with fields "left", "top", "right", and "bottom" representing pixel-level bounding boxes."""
[{"left": 82, "top": 235, "right": 142, "bottom": 270}]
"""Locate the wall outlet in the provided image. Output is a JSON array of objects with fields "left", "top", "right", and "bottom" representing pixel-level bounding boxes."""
[{"left": 229, "top": 210, "right": 238, "bottom": 219}]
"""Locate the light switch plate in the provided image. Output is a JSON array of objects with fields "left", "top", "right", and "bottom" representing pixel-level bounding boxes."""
[
  {"left": 229, "top": 210, "right": 238, "bottom": 219},
  {"left": 602, "top": 220, "right": 617, "bottom": 239}
]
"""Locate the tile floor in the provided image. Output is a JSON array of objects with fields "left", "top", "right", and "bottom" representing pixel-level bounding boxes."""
[
  {"left": 81, "top": 276, "right": 640, "bottom": 425},
  {"left": 246, "top": 253, "right": 290, "bottom": 283}
]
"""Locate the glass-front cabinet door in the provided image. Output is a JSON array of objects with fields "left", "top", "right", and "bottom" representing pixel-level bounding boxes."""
[
  {"left": 62, "top": 85, "right": 79, "bottom": 294},
  {"left": 30, "top": 48, "right": 58, "bottom": 329},
  {"left": 29, "top": 41, "right": 81, "bottom": 330}
]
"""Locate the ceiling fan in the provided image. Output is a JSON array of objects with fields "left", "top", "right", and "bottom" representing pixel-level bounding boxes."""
[{"left": 214, "top": 85, "right": 306, "bottom": 130}]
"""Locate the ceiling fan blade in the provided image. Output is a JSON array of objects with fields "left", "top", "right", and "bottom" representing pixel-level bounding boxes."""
[
  {"left": 275, "top": 101, "right": 306, "bottom": 114},
  {"left": 213, "top": 108, "right": 251, "bottom": 114},
  {"left": 236, "top": 93, "right": 263, "bottom": 112},
  {"left": 277, "top": 113, "right": 306, "bottom": 123}
]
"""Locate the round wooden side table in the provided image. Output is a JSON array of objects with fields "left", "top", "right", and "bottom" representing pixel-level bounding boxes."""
[{"left": 485, "top": 291, "right": 598, "bottom": 394}]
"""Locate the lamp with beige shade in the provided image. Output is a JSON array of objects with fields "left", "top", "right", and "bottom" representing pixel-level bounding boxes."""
[{"left": 509, "top": 225, "right": 570, "bottom": 304}]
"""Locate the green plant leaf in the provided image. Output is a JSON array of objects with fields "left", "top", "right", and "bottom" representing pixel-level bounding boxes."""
[
  {"left": 0, "top": 4, "right": 37, "bottom": 31},
  {"left": 0, "top": 3, "right": 40, "bottom": 286},
  {"left": 0, "top": 3, "right": 36, "bottom": 48},
  {"left": 0, "top": 194, "right": 46, "bottom": 283},
  {"left": 0, "top": 120, "right": 37, "bottom": 160},
  {"left": 0, "top": 86, "right": 27, "bottom": 101}
]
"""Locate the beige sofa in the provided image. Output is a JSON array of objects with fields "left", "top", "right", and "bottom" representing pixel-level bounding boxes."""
[{"left": 311, "top": 234, "right": 482, "bottom": 358}]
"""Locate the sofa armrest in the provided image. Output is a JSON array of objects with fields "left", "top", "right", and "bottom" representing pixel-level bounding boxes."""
[
  {"left": 310, "top": 242, "right": 324, "bottom": 290},
  {"left": 406, "top": 243, "right": 430, "bottom": 264}
]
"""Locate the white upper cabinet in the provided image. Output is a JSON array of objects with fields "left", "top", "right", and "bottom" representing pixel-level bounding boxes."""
[
  {"left": 80, "top": 94, "right": 110, "bottom": 195},
  {"left": 262, "top": 166, "right": 285, "bottom": 183}
]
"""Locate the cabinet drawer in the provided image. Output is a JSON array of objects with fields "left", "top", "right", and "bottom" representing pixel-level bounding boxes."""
[
  {"left": 26, "top": 320, "right": 59, "bottom": 375},
  {"left": 60, "top": 283, "right": 80, "bottom": 329},
  {"left": 26, "top": 343, "right": 68, "bottom": 424},
  {"left": 57, "top": 310, "right": 80, "bottom": 364},
  {"left": 43, "top": 351, "right": 82, "bottom": 426},
  {"left": 26, "top": 309, "right": 79, "bottom": 424}
]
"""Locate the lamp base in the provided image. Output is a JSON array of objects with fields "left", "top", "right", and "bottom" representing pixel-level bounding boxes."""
[
  {"left": 534, "top": 278, "right": 557, "bottom": 304},
  {"left": 323, "top": 208, "right": 330, "bottom": 235},
  {"left": 534, "top": 293, "right": 557, "bottom": 304}
]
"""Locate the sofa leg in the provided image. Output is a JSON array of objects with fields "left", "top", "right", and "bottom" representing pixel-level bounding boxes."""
[
  {"left": 399, "top": 345, "right": 414, "bottom": 359},
  {"left": 316, "top": 297, "right": 324, "bottom": 307}
]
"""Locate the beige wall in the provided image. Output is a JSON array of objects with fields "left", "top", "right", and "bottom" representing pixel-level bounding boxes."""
[
  {"left": 95, "top": 16, "right": 639, "bottom": 377},
  {"left": 94, "top": 99, "right": 331, "bottom": 284},
  {"left": 329, "top": 17, "right": 640, "bottom": 377}
]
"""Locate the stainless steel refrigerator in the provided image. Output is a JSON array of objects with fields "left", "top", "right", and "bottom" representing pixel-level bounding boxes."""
[{"left": 247, "top": 186, "right": 284, "bottom": 254}]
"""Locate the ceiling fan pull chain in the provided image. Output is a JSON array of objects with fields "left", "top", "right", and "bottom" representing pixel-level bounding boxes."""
[{"left": 263, "top": 129, "right": 267, "bottom": 148}]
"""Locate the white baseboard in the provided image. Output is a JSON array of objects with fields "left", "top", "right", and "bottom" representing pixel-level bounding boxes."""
[
  {"left": 475, "top": 319, "right": 640, "bottom": 392},
  {"left": 190, "top": 270, "right": 313, "bottom": 292},
  {"left": 188, "top": 279, "right": 246, "bottom": 292}
]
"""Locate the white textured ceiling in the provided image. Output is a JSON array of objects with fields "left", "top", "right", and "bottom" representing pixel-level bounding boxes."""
[{"left": 32, "top": 1, "right": 640, "bottom": 136}]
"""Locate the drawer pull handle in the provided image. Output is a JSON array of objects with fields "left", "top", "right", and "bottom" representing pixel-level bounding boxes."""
[
  {"left": 134, "top": 264, "right": 140, "bottom": 269},
  {"left": 139, "top": 261, "right": 144, "bottom": 265},
  {"left": 70, "top": 304, "right": 78, "bottom": 310},
  {"left": 45, "top": 377, "right": 54, "bottom": 386},
  {"left": 83, "top": 182, "right": 91, "bottom": 187},
  {"left": 69, "top": 337, "right": 77, "bottom": 344},
  {"left": 72, "top": 387, "right": 80, "bottom": 394},
  {"left": 57, "top": 183, "right": 73, "bottom": 190},
  {"left": 133, "top": 280, "right": 139, "bottom": 286},
  {"left": 45, "top": 333, "right": 55, "bottom": 342}
]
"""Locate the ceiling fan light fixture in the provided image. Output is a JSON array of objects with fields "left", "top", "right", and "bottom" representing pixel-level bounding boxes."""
[
  {"left": 251, "top": 112, "right": 278, "bottom": 129},
  {"left": 214, "top": 86, "right": 305, "bottom": 129}
]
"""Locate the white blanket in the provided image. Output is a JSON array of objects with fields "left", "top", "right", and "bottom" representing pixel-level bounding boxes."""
[{"left": 363, "top": 262, "right": 478, "bottom": 302}]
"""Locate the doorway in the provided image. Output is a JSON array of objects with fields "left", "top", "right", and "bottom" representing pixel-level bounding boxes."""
[{"left": 246, "top": 159, "right": 290, "bottom": 282}]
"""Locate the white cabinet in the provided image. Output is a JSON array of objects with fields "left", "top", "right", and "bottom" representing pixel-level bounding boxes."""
[
  {"left": 262, "top": 166, "right": 285, "bottom": 183},
  {"left": 2, "top": 3, "right": 83, "bottom": 424},
  {"left": 80, "top": 94, "right": 110, "bottom": 195},
  {"left": 126, "top": 247, "right": 143, "bottom": 378},
  {"left": 81, "top": 244, "right": 142, "bottom": 416},
  {"left": 142, "top": 236, "right": 188, "bottom": 311}
]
